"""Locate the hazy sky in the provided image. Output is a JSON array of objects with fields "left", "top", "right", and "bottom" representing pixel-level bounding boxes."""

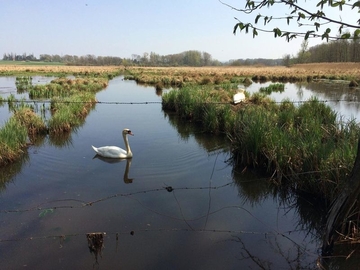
[{"left": 1, "top": 0, "right": 357, "bottom": 62}]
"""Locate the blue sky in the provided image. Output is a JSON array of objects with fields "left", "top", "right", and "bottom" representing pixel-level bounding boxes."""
[{"left": 0, "top": 0, "right": 357, "bottom": 62}]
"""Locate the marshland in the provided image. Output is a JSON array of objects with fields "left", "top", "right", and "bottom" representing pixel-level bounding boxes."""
[{"left": 1, "top": 63, "right": 360, "bottom": 269}]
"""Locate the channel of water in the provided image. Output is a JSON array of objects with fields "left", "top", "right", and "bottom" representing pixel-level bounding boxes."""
[{"left": 0, "top": 76, "right": 359, "bottom": 269}]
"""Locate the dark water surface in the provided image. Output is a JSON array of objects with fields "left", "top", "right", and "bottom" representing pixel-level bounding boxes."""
[{"left": 1, "top": 77, "right": 360, "bottom": 269}]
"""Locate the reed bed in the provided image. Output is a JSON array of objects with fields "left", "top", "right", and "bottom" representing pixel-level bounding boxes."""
[
  {"left": 13, "top": 106, "right": 47, "bottom": 136},
  {"left": 0, "top": 117, "right": 28, "bottom": 166},
  {"left": 0, "top": 75, "right": 107, "bottom": 166},
  {"left": 29, "top": 77, "right": 108, "bottom": 98},
  {"left": 259, "top": 83, "right": 285, "bottom": 95},
  {"left": 48, "top": 93, "right": 96, "bottom": 133},
  {"left": 15, "top": 76, "right": 33, "bottom": 93},
  {"left": 125, "top": 63, "right": 360, "bottom": 87},
  {"left": 162, "top": 85, "right": 360, "bottom": 199}
]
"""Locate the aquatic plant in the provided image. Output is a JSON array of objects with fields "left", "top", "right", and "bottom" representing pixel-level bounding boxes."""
[
  {"left": 229, "top": 97, "right": 359, "bottom": 199},
  {"left": 0, "top": 117, "right": 28, "bottom": 166},
  {"left": 15, "top": 76, "right": 33, "bottom": 93},
  {"left": 29, "top": 77, "right": 108, "bottom": 99},
  {"left": 162, "top": 86, "right": 360, "bottom": 200},
  {"left": 48, "top": 93, "right": 96, "bottom": 133},
  {"left": 259, "top": 83, "right": 285, "bottom": 95},
  {"left": 13, "top": 106, "right": 47, "bottom": 136}
]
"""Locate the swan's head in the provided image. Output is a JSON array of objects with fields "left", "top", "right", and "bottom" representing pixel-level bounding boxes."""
[{"left": 123, "top": 128, "right": 134, "bottom": 136}]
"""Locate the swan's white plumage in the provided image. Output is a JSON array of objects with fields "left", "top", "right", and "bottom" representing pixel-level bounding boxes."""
[
  {"left": 233, "top": 88, "right": 246, "bottom": 104},
  {"left": 92, "top": 128, "right": 133, "bottom": 159}
]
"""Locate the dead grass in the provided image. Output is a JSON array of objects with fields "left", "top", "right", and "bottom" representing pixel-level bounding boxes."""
[
  {"left": 124, "top": 62, "right": 360, "bottom": 85},
  {"left": 1, "top": 62, "right": 359, "bottom": 88},
  {"left": 1, "top": 63, "right": 360, "bottom": 79},
  {"left": 0, "top": 65, "right": 123, "bottom": 75}
]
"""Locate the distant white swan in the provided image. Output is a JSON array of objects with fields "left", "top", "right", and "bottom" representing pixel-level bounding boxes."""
[
  {"left": 233, "top": 88, "right": 246, "bottom": 104},
  {"left": 92, "top": 128, "right": 134, "bottom": 158}
]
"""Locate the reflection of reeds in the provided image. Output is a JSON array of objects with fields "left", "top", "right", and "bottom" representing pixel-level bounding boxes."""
[{"left": 0, "top": 154, "right": 29, "bottom": 192}]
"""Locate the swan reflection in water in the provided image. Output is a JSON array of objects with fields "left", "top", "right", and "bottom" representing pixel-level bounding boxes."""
[{"left": 93, "top": 155, "right": 133, "bottom": 184}]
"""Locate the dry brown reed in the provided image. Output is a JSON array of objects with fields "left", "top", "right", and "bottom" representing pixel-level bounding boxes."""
[
  {"left": 1, "top": 63, "right": 360, "bottom": 80},
  {"left": 124, "top": 62, "right": 360, "bottom": 86},
  {"left": 0, "top": 65, "right": 123, "bottom": 74}
]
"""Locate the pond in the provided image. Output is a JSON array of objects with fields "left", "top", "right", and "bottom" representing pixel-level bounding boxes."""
[{"left": 0, "top": 76, "right": 359, "bottom": 269}]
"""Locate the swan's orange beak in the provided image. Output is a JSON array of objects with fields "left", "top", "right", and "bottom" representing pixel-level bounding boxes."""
[{"left": 128, "top": 130, "right": 134, "bottom": 136}]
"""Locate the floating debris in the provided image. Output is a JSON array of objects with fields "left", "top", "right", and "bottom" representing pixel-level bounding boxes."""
[{"left": 87, "top": 232, "right": 105, "bottom": 263}]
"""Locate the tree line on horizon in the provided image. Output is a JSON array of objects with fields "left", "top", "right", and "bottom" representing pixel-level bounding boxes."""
[
  {"left": 2, "top": 38, "right": 360, "bottom": 67},
  {"left": 2, "top": 50, "right": 222, "bottom": 67}
]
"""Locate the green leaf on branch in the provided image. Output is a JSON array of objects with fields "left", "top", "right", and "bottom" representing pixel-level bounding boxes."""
[
  {"left": 316, "top": 0, "right": 328, "bottom": 9},
  {"left": 253, "top": 28, "right": 258, "bottom": 38},
  {"left": 233, "top": 22, "right": 245, "bottom": 34},
  {"left": 322, "top": 29, "right": 331, "bottom": 41},
  {"left": 297, "top": 12, "right": 306, "bottom": 21},
  {"left": 286, "top": 16, "right": 292, "bottom": 25},
  {"left": 273, "top": 28, "right": 282, "bottom": 37},
  {"left": 245, "top": 1, "right": 255, "bottom": 9},
  {"left": 255, "top": 14, "right": 261, "bottom": 24},
  {"left": 341, "top": 33, "right": 351, "bottom": 39},
  {"left": 314, "top": 22, "right": 320, "bottom": 31},
  {"left": 305, "top": 31, "right": 315, "bottom": 40},
  {"left": 352, "top": 1, "right": 360, "bottom": 9}
]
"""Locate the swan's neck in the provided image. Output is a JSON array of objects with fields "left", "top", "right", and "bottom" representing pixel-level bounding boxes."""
[{"left": 123, "top": 134, "right": 132, "bottom": 157}]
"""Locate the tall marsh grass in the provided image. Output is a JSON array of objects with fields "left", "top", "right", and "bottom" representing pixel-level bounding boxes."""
[
  {"left": 48, "top": 93, "right": 96, "bottom": 133},
  {"left": 0, "top": 117, "right": 28, "bottom": 166},
  {"left": 29, "top": 77, "right": 108, "bottom": 99},
  {"left": 1, "top": 75, "right": 107, "bottom": 166},
  {"left": 162, "top": 86, "right": 360, "bottom": 199}
]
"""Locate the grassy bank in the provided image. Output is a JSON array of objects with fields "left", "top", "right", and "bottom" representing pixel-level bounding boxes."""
[
  {"left": 0, "top": 74, "right": 112, "bottom": 166},
  {"left": 162, "top": 85, "right": 360, "bottom": 200}
]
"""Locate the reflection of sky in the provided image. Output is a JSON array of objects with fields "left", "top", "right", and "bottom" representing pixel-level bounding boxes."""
[{"left": 243, "top": 82, "right": 360, "bottom": 122}]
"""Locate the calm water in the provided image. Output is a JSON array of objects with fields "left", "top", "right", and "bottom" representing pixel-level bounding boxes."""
[{"left": 0, "top": 76, "right": 359, "bottom": 269}]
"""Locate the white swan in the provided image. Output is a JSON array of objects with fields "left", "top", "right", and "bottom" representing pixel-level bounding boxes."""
[
  {"left": 92, "top": 128, "right": 134, "bottom": 158},
  {"left": 233, "top": 88, "right": 246, "bottom": 104}
]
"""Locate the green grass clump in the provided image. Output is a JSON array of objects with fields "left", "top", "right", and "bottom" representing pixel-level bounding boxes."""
[
  {"left": 48, "top": 93, "right": 96, "bottom": 133},
  {"left": 13, "top": 106, "right": 47, "bottom": 136},
  {"left": 162, "top": 84, "right": 236, "bottom": 132},
  {"left": 0, "top": 117, "right": 28, "bottom": 166},
  {"left": 15, "top": 76, "right": 33, "bottom": 93},
  {"left": 259, "top": 83, "right": 285, "bottom": 95},
  {"left": 29, "top": 77, "right": 108, "bottom": 99}
]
